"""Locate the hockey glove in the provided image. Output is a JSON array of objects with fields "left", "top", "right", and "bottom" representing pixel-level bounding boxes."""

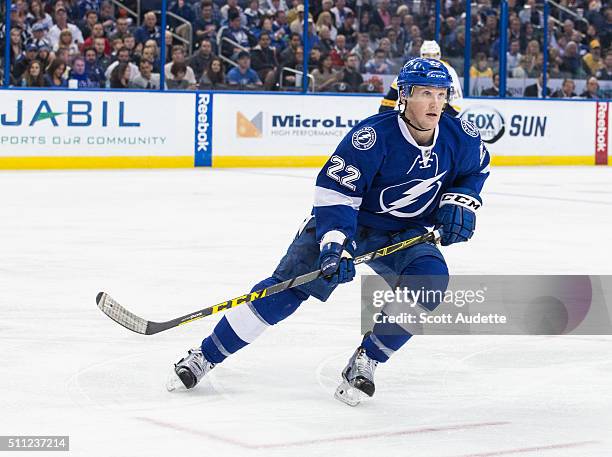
[
  {"left": 434, "top": 187, "right": 482, "bottom": 246},
  {"left": 319, "top": 232, "right": 355, "bottom": 284}
]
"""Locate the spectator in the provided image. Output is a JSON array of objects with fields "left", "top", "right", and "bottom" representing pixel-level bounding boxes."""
[
  {"left": 339, "top": 53, "right": 363, "bottom": 91},
  {"left": 262, "top": 0, "right": 288, "bottom": 16},
  {"left": 44, "top": 58, "right": 68, "bottom": 87},
  {"left": 512, "top": 55, "right": 530, "bottom": 78},
  {"left": 132, "top": 58, "right": 160, "bottom": 89},
  {"left": 29, "top": 23, "right": 51, "bottom": 50},
  {"left": 560, "top": 41, "right": 583, "bottom": 78},
  {"left": 94, "top": 37, "right": 112, "bottom": 71},
  {"left": 21, "top": 59, "right": 46, "bottom": 87},
  {"left": 124, "top": 33, "right": 137, "bottom": 56},
  {"left": 582, "top": 39, "right": 605, "bottom": 76},
  {"left": 280, "top": 33, "right": 302, "bottom": 66},
  {"left": 220, "top": 10, "right": 256, "bottom": 60},
  {"left": 27, "top": 0, "right": 53, "bottom": 31},
  {"left": 311, "top": 53, "right": 341, "bottom": 91},
  {"left": 316, "top": 12, "right": 337, "bottom": 41},
  {"left": 164, "top": 45, "right": 197, "bottom": 86},
  {"left": 199, "top": 57, "right": 226, "bottom": 88},
  {"left": 36, "top": 45, "right": 52, "bottom": 70},
  {"left": 83, "top": 23, "right": 111, "bottom": 55},
  {"left": 365, "top": 48, "right": 393, "bottom": 74},
  {"left": 109, "top": 62, "right": 131, "bottom": 88},
  {"left": 250, "top": 33, "right": 278, "bottom": 90},
  {"left": 331, "top": 0, "right": 352, "bottom": 28},
  {"left": 69, "top": 56, "right": 98, "bottom": 87},
  {"left": 308, "top": 47, "right": 322, "bottom": 71},
  {"left": 280, "top": 45, "right": 304, "bottom": 87},
  {"left": 9, "top": 28, "right": 25, "bottom": 79},
  {"left": 551, "top": 78, "right": 577, "bottom": 98},
  {"left": 110, "top": 16, "right": 131, "bottom": 40},
  {"left": 288, "top": 4, "right": 306, "bottom": 34},
  {"left": 80, "top": 10, "right": 99, "bottom": 40},
  {"left": 13, "top": 43, "right": 38, "bottom": 82},
  {"left": 580, "top": 76, "right": 601, "bottom": 98},
  {"left": 227, "top": 51, "right": 262, "bottom": 86},
  {"left": 507, "top": 39, "right": 522, "bottom": 75},
  {"left": 105, "top": 47, "right": 140, "bottom": 82},
  {"left": 351, "top": 32, "right": 373, "bottom": 70},
  {"left": 470, "top": 53, "right": 493, "bottom": 78},
  {"left": 48, "top": 6, "right": 84, "bottom": 49},
  {"left": 358, "top": 10, "right": 374, "bottom": 37},
  {"left": 272, "top": 10, "right": 290, "bottom": 46},
  {"left": 83, "top": 47, "right": 106, "bottom": 86},
  {"left": 445, "top": 26, "right": 465, "bottom": 58},
  {"left": 330, "top": 34, "right": 348, "bottom": 68},
  {"left": 337, "top": 12, "right": 357, "bottom": 49},
  {"left": 595, "top": 50, "right": 612, "bottom": 80},
  {"left": 481, "top": 73, "right": 505, "bottom": 96},
  {"left": 318, "top": 26, "right": 335, "bottom": 53},
  {"left": 384, "top": 28, "right": 402, "bottom": 59},
  {"left": 244, "top": 0, "right": 264, "bottom": 30},
  {"left": 168, "top": 0, "right": 195, "bottom": 29},
  {"left": 220, "top": 0, "right": 245, "bottom": 26},
  {"left": 194, "top": 1, "right": 219, "bottom": 44},
  {"left": 135, "top": 12, "right": 161, "bottom": 46},
  {"left": 372, "top": 0, "right": 392, "bottom": 30},
  {"left": 519, "top": 0, "right": 542, "bottom": 26},
  {"left": 189, "top": 39, "right": 215, "bottom": 81},
  {"left": 524, "top": 73, "right": 551, "bottom": 98},
  {"left": 98, "top": 1, "right": 116, "bottom": 35},
  {"left": 166, "top": 62, "right": 193, "bottom": 90},
  {"left": 54, "top": 29, "right": 80, "bottom": 58}
]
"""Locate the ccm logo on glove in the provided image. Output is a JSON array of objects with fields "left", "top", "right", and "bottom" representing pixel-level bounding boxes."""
[{"left": 439, "top": 192, "right": 482, "bottom": 211}]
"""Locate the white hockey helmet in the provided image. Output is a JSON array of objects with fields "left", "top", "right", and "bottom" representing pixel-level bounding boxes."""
[{"left": 420, "top": 40, "right": 441, "bottom": 60}]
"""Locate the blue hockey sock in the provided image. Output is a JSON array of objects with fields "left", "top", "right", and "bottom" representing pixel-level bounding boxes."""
[
  {"left": 364, "top": 256, "right": 449, "bottom": 363},
  {"left": 201, "top": 277, "right": 306, "bottom": 364}
]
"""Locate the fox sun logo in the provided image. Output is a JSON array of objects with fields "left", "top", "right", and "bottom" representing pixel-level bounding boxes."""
[{"left": 352, "top": 127, "right": 377, "bottom": 150}]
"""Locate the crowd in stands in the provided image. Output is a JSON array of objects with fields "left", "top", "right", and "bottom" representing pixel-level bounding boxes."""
[{"left": 0, "top": 0, "right": 609, "bottom": 96}]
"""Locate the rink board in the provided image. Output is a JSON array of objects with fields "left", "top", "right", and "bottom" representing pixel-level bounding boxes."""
[{"left": 0, "top": 89, "right": 608, "bottom": 168}]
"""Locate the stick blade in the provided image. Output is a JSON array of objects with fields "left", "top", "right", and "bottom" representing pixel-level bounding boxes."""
[{"left": 96, "top": 292, "right": 149, "bottom": 335}]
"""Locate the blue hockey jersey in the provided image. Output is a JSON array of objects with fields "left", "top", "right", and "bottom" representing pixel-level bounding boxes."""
[{"left": 313, "top": 109, "right": 490, "bottom": 241}]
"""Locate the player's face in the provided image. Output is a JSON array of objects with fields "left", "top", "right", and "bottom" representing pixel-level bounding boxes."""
[{"left": 404, "top": 86, "right": 447, "bottom": 130}]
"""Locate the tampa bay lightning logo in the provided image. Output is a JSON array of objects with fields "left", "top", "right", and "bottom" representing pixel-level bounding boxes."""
[
  {"left": 378, "top": 152, "right": 446, "bottom": 218},
  {"left": 461, "top": 119, "right": 479, "bottom": 137},
  {"left": 351, "top": 127, "right": 376, "bottom": 150}
]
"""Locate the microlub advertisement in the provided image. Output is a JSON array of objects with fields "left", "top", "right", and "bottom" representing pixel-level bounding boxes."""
[{"left": 361, "top": 275, "right": 612, "bottom": 335}]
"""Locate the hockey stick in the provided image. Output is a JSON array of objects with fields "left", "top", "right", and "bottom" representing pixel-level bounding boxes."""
[{"left": 96, "top": 229, "right": 440, "bottom": 335}]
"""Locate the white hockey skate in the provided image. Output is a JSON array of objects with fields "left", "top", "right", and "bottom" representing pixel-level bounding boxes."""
[
  {"left": 334, "top": 346, "right": 378, "bottom": 407},
  {"left": 166, "top": 347, "right": 215, "bottom": 391}
]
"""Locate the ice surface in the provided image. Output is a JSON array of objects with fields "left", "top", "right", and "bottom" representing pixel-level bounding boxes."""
[{"left": 0, "top": 167, "right": 611, "bottom": 457}]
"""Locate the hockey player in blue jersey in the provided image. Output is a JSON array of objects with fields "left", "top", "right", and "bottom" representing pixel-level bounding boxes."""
[{"left": 169, "top": 57, "right": 490, "bottom": 405}]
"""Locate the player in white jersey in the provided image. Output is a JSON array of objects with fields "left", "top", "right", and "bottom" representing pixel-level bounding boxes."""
[{"left": 379, "top": 40, "right": 463, "bottom": 115}]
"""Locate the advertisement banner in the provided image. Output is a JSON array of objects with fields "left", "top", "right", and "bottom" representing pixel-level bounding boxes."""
[
  {"left": 212, "top": 93, "right": 607, "bottom": 166},
  {"left": 0, "top": 90, "right": 195, "bottom": 158},
  {"left": 457, "top": 99, "right": 596, "bottom": 161},
  {"left": 212, "top": 93, "right": 381, "bottom": 159}
]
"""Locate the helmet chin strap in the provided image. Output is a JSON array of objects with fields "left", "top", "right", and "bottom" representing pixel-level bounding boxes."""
[{"left": 399, "top": 101, "right": 433, "bottom": 132}]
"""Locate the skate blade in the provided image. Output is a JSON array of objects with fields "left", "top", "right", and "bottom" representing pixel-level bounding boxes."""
[
  {"left": 166, "top": 370, "right": 187, "bottom": 392},
  {"left": 334, "top": 381, "right": 364, "bottom": 407}
]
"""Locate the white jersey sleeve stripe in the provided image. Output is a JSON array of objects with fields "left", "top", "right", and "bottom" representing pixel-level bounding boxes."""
[{"left": 314, "top": 186, "right": 363, "bottom": 210}]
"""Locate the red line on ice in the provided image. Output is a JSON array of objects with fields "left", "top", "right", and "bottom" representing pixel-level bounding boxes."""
[
  {"left": 136, "top": 417, "right": 508, "bottom": 450},
  {"left": 449, "top": 440, "right": 598, "bottom": 457}
]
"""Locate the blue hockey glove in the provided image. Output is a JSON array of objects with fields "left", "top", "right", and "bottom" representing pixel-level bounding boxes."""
[
  {"left": 319, "top": 233, "right": 355, "bottom": 284},
  {"left": 434, "top": 187, "right": 482, "bottom": 246}
]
